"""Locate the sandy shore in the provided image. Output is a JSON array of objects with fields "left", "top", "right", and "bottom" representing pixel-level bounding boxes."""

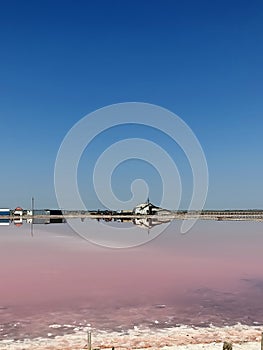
[{"left": 1, "top": 324, "right": 262, "bottom": 350}]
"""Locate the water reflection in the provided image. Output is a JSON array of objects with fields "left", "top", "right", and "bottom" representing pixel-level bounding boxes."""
[
  {"left": 0, "top": 216, "right": 172, "bottom": 245},
  {"left": 1, "top": 220, "right": 263, "bottom": 340},
  {"left": 0, "top": 217, "right": 66, "bottom": 226},
  {"left": 0, "top": 216, "right": 171, "bottom": 229},
  {"left": 0, "top": 216, "right": 173, "bottom": 248},
  {"left": 66, "top": 217, "right": 172, "bottom": 248},
  {"left": 132, "top": 217, "right": 172, "bottom": 229}
]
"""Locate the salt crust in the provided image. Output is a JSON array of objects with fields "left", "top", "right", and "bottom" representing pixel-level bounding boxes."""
[{"left": 0, "top": 323, "right": 262, "bottom": 349}]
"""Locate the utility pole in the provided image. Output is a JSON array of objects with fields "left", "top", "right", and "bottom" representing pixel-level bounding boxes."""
[{"left": 32, "top": 197, "right": 34, "bottom": 216}]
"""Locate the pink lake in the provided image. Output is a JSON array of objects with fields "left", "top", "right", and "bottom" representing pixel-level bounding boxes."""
[{"left": 0, "top": 219, "right": 263, "bottom": 340}]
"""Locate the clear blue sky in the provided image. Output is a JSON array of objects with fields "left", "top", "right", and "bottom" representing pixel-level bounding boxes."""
[{"left": 0, "top": 0, "right": 262, "bottom": 210}]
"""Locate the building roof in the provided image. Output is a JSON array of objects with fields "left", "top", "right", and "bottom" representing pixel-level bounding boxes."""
[
  {"left": 134, "top": 202, "right": 159, "bottom": 209},
  {"left": 15, "top": 207, "right": 23, "bottom": 211}
]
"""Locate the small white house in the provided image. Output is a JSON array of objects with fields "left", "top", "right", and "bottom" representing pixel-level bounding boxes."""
[
  {"left": 133, "top": 202, "right": 160, "bottom": 215},
  {"left": 14, "top": 207, "right": 23, "bottom": 216}
]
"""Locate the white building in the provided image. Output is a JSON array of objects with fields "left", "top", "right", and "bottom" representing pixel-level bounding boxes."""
[
  {"left": 133, "top": 202, "right": 160, "bottom": 215},
  {"left": 133, "top": 201, "right": 172, "bottom": 216}
]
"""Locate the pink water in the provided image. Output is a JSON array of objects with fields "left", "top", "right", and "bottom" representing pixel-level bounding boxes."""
[{"left": 1, "top": 220, "right": 263, "bottom": 340}]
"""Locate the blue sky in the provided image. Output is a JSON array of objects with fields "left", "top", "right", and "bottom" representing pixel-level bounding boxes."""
[{"left": 0, "top": 0, "right": 262, "bottom": 210}]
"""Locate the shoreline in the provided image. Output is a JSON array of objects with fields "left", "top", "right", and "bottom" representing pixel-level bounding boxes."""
[
  {"left": 1, "top": 323, "right": 262, "bottom": 350},
  {"left": 2, "top": 213, "right": 263, "bottom": 221}
]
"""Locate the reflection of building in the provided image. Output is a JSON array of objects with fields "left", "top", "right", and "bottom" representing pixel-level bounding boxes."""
[
  {"left": 28, "top": 217, "right": 65, "bottom": 224},
  {"left": 0, "top": 209, "right": 10, "bottom": 226},
  {"left": 133, "top": 217, "right": 171, "bottom": 229}
]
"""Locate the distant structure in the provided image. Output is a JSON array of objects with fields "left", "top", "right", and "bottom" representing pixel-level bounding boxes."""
[
  {"left": 26, "top": 209, "right": 64, "bottom": 224},
  {"left": 13, "top": 207, "right": 23, "bottom": 226},
  {"left": 0, "top": 209, "right": 10, "bottom": 226},
  {"left": 133, "top": 201, "right": 171, "bottom": 215},
  {"left": 0, "top": 208, "right": 65, "bottom": 227},
  {"left": 133, "top": 201, "right": 157, "bottom": 215}
]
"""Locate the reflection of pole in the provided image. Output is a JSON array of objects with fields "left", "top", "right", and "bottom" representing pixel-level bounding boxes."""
[{"left": 87, "top": 330, "right": 91, "bottom": 350}]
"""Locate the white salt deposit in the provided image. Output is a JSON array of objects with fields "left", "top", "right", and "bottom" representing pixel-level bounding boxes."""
[{"left": 0, "top": 323, "right": 262, "bottom": 350}]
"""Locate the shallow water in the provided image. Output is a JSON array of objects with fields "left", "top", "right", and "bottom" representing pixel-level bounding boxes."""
[{"left": 1, "top": 219, "right": 263, "bottom": 340}]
